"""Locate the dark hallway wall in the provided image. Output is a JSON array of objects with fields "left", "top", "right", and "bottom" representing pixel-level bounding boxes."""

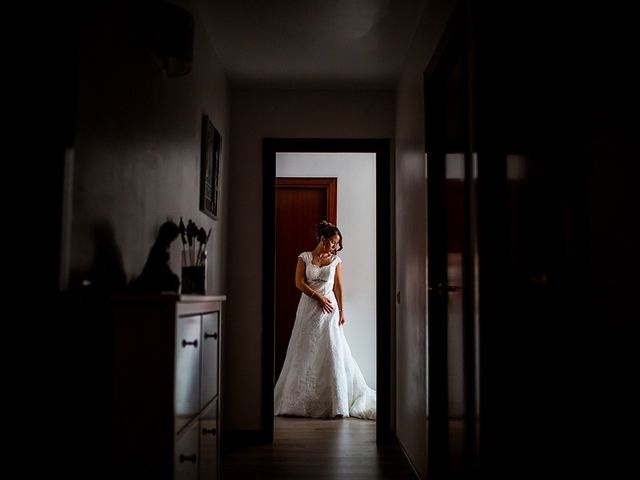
[
  {"left": 394, "top": 0, "right": 459, "bottom": 476},
  {"left": 469, "top": 2, "right": 640, "bottom": 478},
  {"left": 33, "top": 2, "right": 230, "bottom": 478},
  {"left": 67, "top": 0, "right": 229, "bottom": 294},
  {"left": 579, "top": 8, "right": 639, "bottom": 473},
  {"left": 472, "top": 2, "right": 640, "bottom": 478},
  {"left": 396, "top": 0, "right": 640, "bottom": 478}
]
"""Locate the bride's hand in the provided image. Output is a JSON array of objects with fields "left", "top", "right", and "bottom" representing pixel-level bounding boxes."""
[
  {"left": 317, "top": 295, "right": 334, "bottom": 313},
  {"left": 339, "top": 312, "right": 345, "bottom": 326}
]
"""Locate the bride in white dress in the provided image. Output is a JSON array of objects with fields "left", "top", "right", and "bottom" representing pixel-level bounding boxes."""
[{"left": 274, "top": 221, "right": 376, "bottom": 420}]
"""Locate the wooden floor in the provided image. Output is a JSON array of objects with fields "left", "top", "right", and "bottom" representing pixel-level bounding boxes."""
[{"left": 221, "top": 417, "right": 418, "bottom": 479}]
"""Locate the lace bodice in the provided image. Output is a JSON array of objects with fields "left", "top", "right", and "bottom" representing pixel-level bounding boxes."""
[{"left": 299, "top": 252, "right": 342, "bottom": 295}]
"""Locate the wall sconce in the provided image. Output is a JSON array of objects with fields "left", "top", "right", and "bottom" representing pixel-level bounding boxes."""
[{"left": 138, "top": 0, "right": 194, "bottom": 78}]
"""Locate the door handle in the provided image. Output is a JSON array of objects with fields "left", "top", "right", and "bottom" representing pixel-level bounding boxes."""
[
  {"left": 428, "top": 282, "right": 460, "bottom": 295},
  {"left": 529, "top": 273, "right": 548, "bottom": 286},
  {"left": 444, "top": 283, "right": 460, "bottom": 293}
]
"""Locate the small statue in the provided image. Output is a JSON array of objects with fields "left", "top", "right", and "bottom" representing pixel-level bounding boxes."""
[{"left": 129, "top": 221, "right": 180, "bottom": 293}]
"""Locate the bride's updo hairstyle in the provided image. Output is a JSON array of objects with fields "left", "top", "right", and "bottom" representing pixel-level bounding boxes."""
[{"left": 316, "top": 220, "right": 343, "bottom": 252}]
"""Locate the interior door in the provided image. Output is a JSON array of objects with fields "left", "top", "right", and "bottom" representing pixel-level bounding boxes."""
[
  {"left": 274, "top": 177, "right": 337, "bottom": 382},
  {"left": 425, "top": 7, "right": 478, "bottom": 479}
]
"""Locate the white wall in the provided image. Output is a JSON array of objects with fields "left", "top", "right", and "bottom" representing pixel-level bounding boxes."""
[
  {"left": 276, "top": 152, "right": 377, "bottom": 388},
  {"left": 227, "top": 89, "right": 394, "bottom": 430}
]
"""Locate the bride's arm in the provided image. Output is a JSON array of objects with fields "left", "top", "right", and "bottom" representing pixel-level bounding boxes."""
[
  {"left": 333, "top": 263, "right": 345, "bottom": 325},
  {"left": 294, "top": 258, "right": 314, "bottom": 295}
]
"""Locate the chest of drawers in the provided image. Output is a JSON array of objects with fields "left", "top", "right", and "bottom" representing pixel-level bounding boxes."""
[{"left": 111, "top": 294, "right": 225, "bottom": 479}]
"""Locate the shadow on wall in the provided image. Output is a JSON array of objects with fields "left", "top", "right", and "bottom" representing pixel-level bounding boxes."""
[
  {"left": 129, "top": 220, "right": 180, "bottom": 293},
  {"left": 69, "top": 220, "right": 186, "bottom": 295},
  {"left": 69, "top": 221, "right": 127, "bottom": 293}
]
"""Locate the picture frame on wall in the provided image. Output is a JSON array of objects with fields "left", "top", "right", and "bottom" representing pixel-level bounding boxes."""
[{"left": 200, "top": 114, "right": 221, "bottom": 220}]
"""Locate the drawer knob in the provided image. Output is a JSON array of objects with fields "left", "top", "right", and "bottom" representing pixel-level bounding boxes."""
[
  {"left": 202, "top": 427, "right": 217, "bottom": 436},
  {"left": 179, "top": 454, "right": 197, "bottom": 464},
  {"left": 204, "top": 332, "right": 218, "bottom": 340},
  {"left": 182, "top": 339, "right": 198, "bottom": 348}
]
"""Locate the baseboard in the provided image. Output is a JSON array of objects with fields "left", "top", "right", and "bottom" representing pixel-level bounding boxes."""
[{"left": 222, "top": 428, "right": 271, "bottom": 449}]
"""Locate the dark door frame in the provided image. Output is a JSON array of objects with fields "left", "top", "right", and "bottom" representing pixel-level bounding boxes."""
[{"left": 262, "top": 138, "right": 393, "bottom": 442}]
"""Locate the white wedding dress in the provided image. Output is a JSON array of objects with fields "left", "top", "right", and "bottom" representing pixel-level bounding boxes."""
[{"left": 274, "top": 252, "right": 376, "bottom": 420}]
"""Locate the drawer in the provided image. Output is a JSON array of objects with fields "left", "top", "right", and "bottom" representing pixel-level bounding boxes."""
[
  {"left": 174, "top": 421, "right": 199, "bottom": 480},
  {"left": 175, "top": 314, "right": 201, "bottom": 432},
  {"left": 201, "top": 312, "right": 219, "bottom": 407},
  {"left": 200, "top": 398, "right": 218, "bottom": 480}
]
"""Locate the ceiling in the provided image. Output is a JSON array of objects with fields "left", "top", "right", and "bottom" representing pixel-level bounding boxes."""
[{"left": 197, "top": 0, "right": 428, "bottom": 88}]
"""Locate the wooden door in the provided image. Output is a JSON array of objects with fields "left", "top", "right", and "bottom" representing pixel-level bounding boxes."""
[
  {"left": 425, "top": 6, "right": 478, "bottom": 478},
  {"left": 431, "top": 3, "right": 592, "bottom": 478},
  {"left": 274, "top": 177, "right": 337, "bottom": 382}
]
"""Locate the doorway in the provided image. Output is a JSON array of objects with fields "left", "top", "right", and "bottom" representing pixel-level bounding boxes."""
[
  {"left": 263, "top": 138, "right": 392, "bottom": 442},
  {"left": 275, "top": 153, "right": 378, "bottom": 391},
  {"left": 274, "top": 176, "right": 338, "bottom": 382}
]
